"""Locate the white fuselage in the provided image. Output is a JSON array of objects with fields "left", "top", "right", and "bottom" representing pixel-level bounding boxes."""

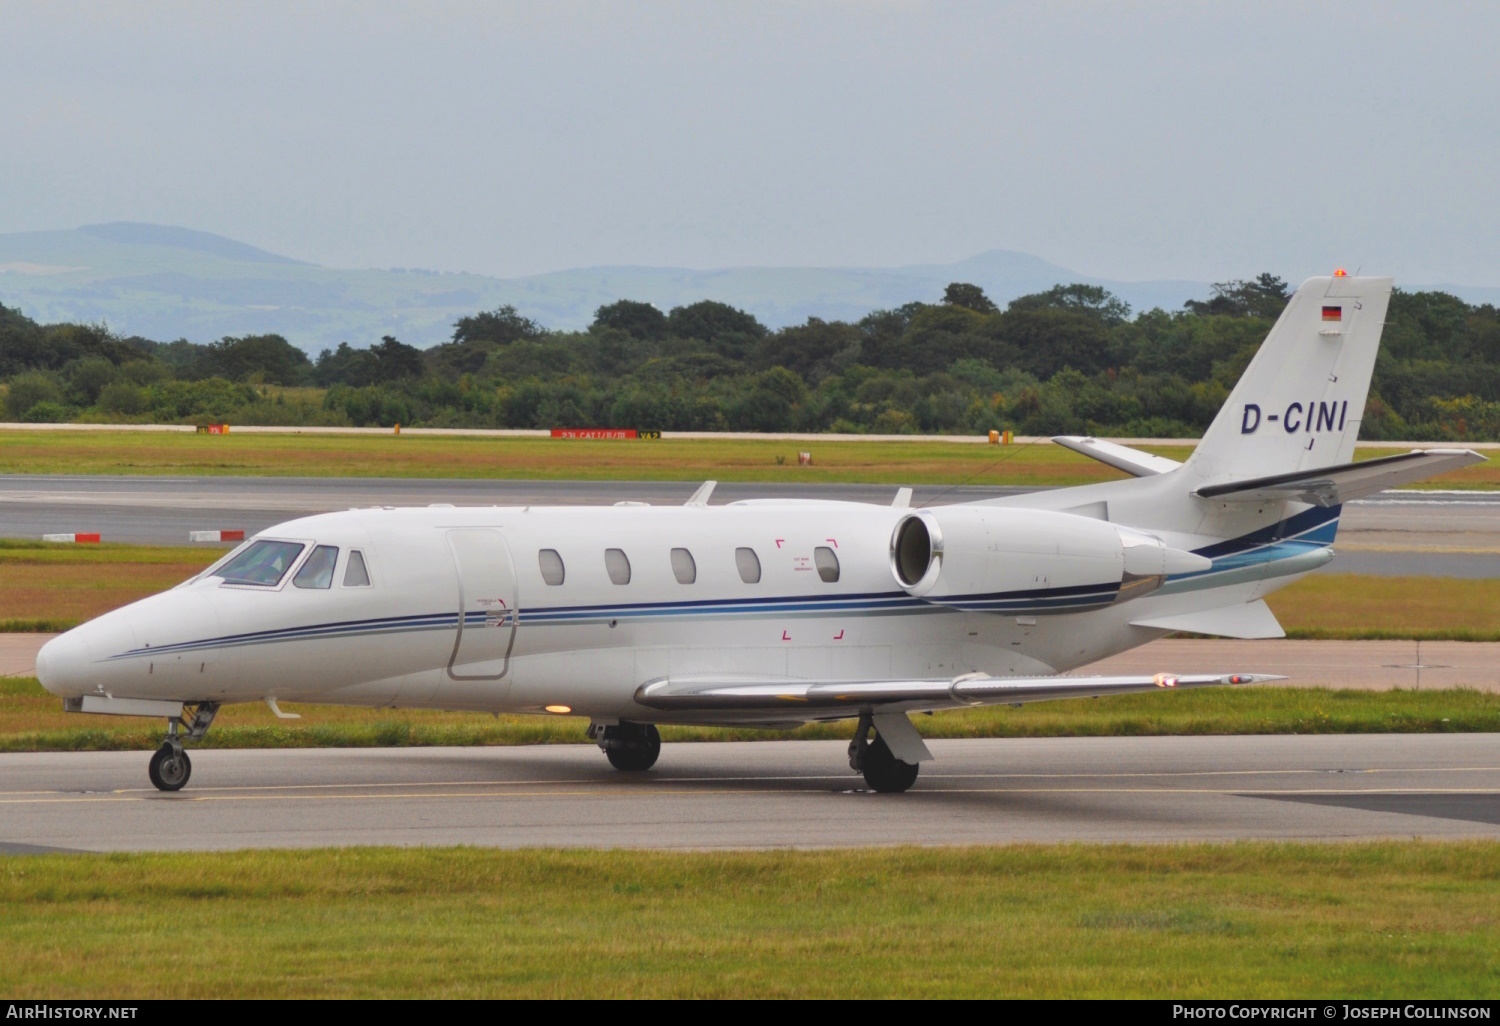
[{"left": 34, "top": 494, "right": 1324, "bottom": 725}]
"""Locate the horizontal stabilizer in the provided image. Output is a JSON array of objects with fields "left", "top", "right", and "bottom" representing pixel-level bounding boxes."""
[
  {"left": 1053, "top": 436, "right": 1183, "bottom": 478},
  {"left": 1193, "top": 448, "right": 1486, "bottom": 507},
  {"left": 635, "top": 671, "right": 1280, "bottom": 715},
  {"left": 1130, "top": 599, "right": 1286, "bottom": 640}
]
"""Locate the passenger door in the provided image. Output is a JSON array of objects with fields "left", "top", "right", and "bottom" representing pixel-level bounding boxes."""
[{"left": 446, "top": 529, "right": 518, "bottom": 682}]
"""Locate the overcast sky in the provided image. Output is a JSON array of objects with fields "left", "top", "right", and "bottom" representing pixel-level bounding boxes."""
[{"left": 4, "top": 1, "right": 1498, "bottom": 285}]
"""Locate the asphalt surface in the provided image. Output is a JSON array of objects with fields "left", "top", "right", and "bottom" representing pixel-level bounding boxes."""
[
  {"left": 2, "top": 476, "right": 1499, "bottom": 576},
  {"left": 2, "top": 734, "right": 1497, "bottom": 852}
]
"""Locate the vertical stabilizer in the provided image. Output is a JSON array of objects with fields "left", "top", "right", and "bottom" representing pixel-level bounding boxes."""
[{"left": 1183, "top": 275, "right": 1393, "bottom": 484}]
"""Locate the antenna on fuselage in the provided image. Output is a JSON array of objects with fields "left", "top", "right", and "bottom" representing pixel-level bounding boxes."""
[
  {"left": 685, "top": 480, "right": 717, "bottom": 506},
  {"left": 892, "top": 487, "right": 913, "bottom": 508}
]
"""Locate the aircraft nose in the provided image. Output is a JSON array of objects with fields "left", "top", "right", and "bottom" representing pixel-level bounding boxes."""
[{"left": 35, "top": 630, "right": 92, "bottom": 698}]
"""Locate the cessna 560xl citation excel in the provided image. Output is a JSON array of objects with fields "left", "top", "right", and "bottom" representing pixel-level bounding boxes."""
[{"left": 36, "top": 274, "right": 1486, "bottom": 792}]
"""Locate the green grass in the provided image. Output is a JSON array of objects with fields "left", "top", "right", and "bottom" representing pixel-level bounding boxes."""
[
  {"left": 2, "top": 428, "right": 1496, "bottom": 487},
  {"left": 0, "top": 539, "right": 215, "bottom": 564},
  {"left": 1266, "top": 574, "right": 1500, "bottom": 641},
  {"left": 1, "top": 843, "right": 1496, "bottom": 997},
  {"left": 5, "top": 677, "right": 1499, "bottom": 752}
]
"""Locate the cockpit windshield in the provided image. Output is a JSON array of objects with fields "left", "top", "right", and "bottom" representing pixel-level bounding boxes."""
[{"left": 215, "top": 540, "right": 307, "bottom": 587}]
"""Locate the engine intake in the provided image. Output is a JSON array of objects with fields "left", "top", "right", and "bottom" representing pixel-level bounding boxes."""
[{"left": 892, "top": 512, "right": 942, "bottom": 591}]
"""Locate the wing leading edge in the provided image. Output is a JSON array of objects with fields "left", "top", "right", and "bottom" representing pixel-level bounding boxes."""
[{"left": 635, "top": 671, "right": 1281, "bottom": 715}]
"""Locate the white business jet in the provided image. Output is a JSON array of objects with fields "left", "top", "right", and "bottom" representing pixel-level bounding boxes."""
[{"left": 35, "top": 275, "right": 1485, "bottom": 792}]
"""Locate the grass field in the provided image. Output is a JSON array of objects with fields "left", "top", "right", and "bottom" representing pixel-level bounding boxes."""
[
  {"left": 0, "top": 541, "right": 206, "bottom": 631},
  {"left": 1, "top": 843, "right": 1495, "bottom": 997},
  {"left": 5, "top": 675, "right": 1499, "bottom": 752},
  {"left": 1267, "top": 574, "right": 1500, "bottom": 641},
  {"left": 2, "top": 428, "right": 1496, "bottom": 487},
  {"left": 3, "top": 539, "right": 1495, "bottom": 638}
]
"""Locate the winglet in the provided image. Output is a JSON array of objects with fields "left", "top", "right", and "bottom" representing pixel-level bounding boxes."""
[
  {"left": 685, "top": 480, "right": 717, "bottom": 507},
  {"left": 892, "top": 487, "right": 913, "bottom": 508}
]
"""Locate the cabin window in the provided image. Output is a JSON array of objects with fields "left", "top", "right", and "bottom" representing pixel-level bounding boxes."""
[
  {"left": 343, "top": 549, "right": 371, "bottom": 587},
  {"left": 670, "top": 547, "right": 696, "bottom": 584},
  {"left": 539, "top": 549, "right": 566, "bottom": 586},
  {"left": 735, "top": 546, "right": 761, "bottom": 584},
  {"left": 605, "top": 548, "right": 632, "bottom": 585},
  {"left": 293, "top": 545, "right": 339, "bottom": 589},
  {"left": 216, "top": 539, "right": 306, "bottom": 587},
  {"left": 814, "top": 545, "right": 840, "bottom": 583}
]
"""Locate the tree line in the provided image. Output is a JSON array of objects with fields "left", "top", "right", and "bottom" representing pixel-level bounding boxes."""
[{"left": 3, "top": 274, "right": 1499, "bottom": 440}]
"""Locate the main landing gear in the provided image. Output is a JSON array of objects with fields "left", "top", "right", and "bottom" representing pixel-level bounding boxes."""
[
  {"left": 148, "top": 702, "right": 220, "bottom": 792},
  {"left": 849, "top": 712, "right": 920, "bottom": 793},
  {"left": 589, "top": 721, "right": 662, "bottom": 771}
]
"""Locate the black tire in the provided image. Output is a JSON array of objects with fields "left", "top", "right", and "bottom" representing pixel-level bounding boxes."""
[
  {"left": 148, "top": 744, "right": 192, "bottom": 792},
  {"left": 605, "top": 723, "right": 661, "bottom": 772},
  {"left": 860, "top": 733, "right": 919, "bottom": 793}
]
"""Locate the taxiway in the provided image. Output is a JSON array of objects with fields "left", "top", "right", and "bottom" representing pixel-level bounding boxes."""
[{"left": 2, "top": 734, "right": 1497, "bottom": 852}]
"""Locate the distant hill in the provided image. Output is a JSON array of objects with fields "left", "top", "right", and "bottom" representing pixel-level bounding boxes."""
[{"left": 4, "top": 222, "right": 1495, "bottom": 352}]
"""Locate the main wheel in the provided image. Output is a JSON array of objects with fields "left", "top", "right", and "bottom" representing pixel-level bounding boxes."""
[
  {"left": 860, "top": 733, "right": 919, "bottom": 793},
  {"left": 148, "top": 743, "right": 192, "bottom": 791},
  {"left": 605, "top": 723, "right": 661, "bottom": 771}
]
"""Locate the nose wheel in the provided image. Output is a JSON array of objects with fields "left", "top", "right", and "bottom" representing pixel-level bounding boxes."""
[
  {"left": 147, "top": 701, "right": 219, "bottom": 792},
  {"left": 148, "top": 743, "right": 192, "bottom": 791}
]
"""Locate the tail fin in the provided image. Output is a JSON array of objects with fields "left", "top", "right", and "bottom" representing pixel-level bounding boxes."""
[{"left": 1183, "top": 275, "right": 1393, "bottom": 484}]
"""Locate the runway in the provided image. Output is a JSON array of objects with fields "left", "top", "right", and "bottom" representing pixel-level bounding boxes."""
[
  {"left": 3, "top": 475, "right": 1498, "bottom": 576},
  {"left": 2, "top": 734, "right": 1498, "bottom": 852}
]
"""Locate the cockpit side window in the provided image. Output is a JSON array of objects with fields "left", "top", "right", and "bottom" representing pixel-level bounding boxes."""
[
  {"left": 343, "top": 549, "right": 372, "bottom": 587},
  {"left": 293, "top": 545, "right": 339, "bottom": 589},
  {"left": 216, "top": 540, "right": 306, "bottom": 587}
]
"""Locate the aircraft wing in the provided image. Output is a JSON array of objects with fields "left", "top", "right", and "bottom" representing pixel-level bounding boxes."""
[
  {"left": 1192, "top": 448, "right": 1485, "bottom": 507},
  {"left": 635, "top": 671, "right": 1279, "bottom": 714}
]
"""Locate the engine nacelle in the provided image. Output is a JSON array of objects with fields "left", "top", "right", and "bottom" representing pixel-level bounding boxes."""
[{"left": 889, "top": 506, "right": 1210, "bottom": 614}]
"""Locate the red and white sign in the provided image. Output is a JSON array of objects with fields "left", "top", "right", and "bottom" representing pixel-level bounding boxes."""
[
  {"left": 42, "top": 533, "right": 100, "bottom": 543},
  {"left": 189, "top": 530, "right": 246, "bottom": 543}
]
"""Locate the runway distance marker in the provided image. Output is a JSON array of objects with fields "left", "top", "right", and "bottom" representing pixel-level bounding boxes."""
[{"left": 188, "top": 529, "right": 245, "bottom": 543}]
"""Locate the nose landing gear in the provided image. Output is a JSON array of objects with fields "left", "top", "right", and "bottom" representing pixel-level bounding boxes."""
[{"left": 148, "top": 701, "right": 220, "bottom": 792}]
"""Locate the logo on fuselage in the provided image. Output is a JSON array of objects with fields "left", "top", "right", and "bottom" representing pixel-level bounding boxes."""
[{"left": 1241, "top": 400, "right": 1348, "bottom": 434}]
